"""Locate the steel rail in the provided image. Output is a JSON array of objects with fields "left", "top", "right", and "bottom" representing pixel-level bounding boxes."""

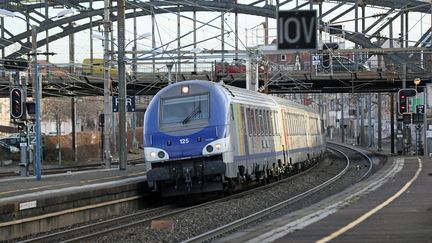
[
  {"left": 0, "top": 157, "right": 145, "bottom": 178},
  {"left": 182, "top": 145, "right": 367, "bottom": 243},
  {"left": 18, "top": 144, "right": 375, "bottom": 242},
  {"left": 327, "top": 141, "right": 374, "bottom": 181},
  {"left": 19, "top": 153, "right": 321, "bottom": 242},
  {"left": 18, "top": 205, "right": 173, "bottom": 243}
]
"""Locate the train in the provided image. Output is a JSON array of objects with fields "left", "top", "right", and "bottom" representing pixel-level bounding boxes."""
[{"left": 143, "top": 80, "right": 326, "bottom": 197}]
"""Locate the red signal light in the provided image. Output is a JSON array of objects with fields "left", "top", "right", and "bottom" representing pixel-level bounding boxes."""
[{"left": 10, "top": 87, "right": 25, "bottom": 119}]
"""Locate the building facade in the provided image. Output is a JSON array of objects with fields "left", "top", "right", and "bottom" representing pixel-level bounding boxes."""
[{"left": 0, "top": 98, "right": 10, "bottom": 127}]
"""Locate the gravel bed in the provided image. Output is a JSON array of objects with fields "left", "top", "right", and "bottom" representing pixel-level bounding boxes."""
[{"left": 92, "top": 149, "right": 376, "bottom": 243}]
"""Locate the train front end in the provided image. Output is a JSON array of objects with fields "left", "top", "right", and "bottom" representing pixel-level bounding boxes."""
[{"left": 144, "top": 81, "right": 230, "bottom": 196}]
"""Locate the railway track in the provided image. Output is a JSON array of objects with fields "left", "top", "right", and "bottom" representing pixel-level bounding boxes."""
[
  {"left": 18, "top": 156, "right": 320, "bottom": 242},
  {"left": 17, "top": 143, "right": 376, "bottom": 242},
  {"left": 0, "top": 157, "right": 145, "bottom": 178},
  {"left": 183, "top": 142, "right": 373, "bottom": 242}
]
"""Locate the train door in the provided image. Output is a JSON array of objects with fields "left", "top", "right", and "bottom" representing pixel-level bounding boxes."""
[
  {"left": 305, "top": 114, "right": 311, "bottom": 148},
  {"left": 280, "top": 109, "right": 289, "bottom": 164}
]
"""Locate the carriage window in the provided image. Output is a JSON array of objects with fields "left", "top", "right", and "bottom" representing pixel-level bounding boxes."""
[
  {"left": 254, "top": 109, "right": 259, "bottom": 136},
  {"left": 258, "top": 110, "right": 264, "bottom": 136},
  {"left": 241, "top": 106, "right": 246, "bottom": 134},
  {"left": 247, "top": 108, "right": 253, "bottom": 136},
  {"left": 252, "top": 109, "right": 258, "bottom": 136},
  {"left": 160, "top": 93, "right": 209, "bottom": 125},
  {"left": 266, "top": 111, "right": 271, "bottom": 135},
  {"left": 269, "top": 111, "right": 274, "bottom": 135}
]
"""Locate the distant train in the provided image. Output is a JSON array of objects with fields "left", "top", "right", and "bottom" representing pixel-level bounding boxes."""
[
  {"left": 143, "top": 80, "right": 326, "bottom": 197},
  {"left": 82, "top": 58, "right": 119, "bottom": 76}
]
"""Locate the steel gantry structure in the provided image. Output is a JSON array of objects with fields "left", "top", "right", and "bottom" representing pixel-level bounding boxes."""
[{"left": 0, "top": 0, "right": 432, "bottom": 97}]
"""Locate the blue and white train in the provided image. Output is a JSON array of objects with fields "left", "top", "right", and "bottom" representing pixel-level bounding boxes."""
[{"left": 144, "top": 80, "right": 325, "bottom": 196}]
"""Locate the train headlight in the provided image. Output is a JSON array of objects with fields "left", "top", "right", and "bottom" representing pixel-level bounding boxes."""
[
  {"left": 181, "top": 85, "right": 189, "bottom": 94},
  {"left": 206, "top": 145, "right": 214, "bottom": 152},
  {"left": 215, "top": 143, "right": 222, "bottom": 150},
  {"left": 145, "top": 147, "right": 169, "bottom": 162},
  {"left": 202, "top": 137, "right": 230, "bottom": 156}
]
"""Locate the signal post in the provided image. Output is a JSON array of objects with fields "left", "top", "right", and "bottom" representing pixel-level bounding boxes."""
[{"left": 5, "top": 60, "right": 38, "bottom": 177}]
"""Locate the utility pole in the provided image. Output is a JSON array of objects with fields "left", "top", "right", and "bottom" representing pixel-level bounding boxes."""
[
  {"left": 118, "top": 0, "right": 127, "bottom": 170},
  {"left": 103, "top": 0, "right": 112, "bottom": 167},
  {"left": 31, "top": 25, "right": 42, "bottom": 181},
  {"left": 377, "top": 93, "right": 382, "bottom": 151}
]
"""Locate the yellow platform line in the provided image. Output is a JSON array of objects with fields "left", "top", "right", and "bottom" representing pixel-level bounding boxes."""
[{"left": 316, "top": 157, "right": 423, "bottom": 243}]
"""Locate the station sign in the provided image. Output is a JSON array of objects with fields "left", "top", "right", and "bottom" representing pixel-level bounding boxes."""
[
  {"left": 27, "top": 123, "right": 36, "bottom": 145},
  {"left": 312, "top": 55, "right": 320, "bottom": 65},
  {"left": 112, "top": 96, "right": 135, "bottom": 112},
  {"left": 416, "top": 104, "right": 425, "bottom": 114},
  {"left": 277, "top": 10, "right": 317, "bottom": 50}
]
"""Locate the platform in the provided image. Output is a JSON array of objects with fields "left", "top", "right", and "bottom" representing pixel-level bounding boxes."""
[
  {"left": 220, "top": 153, "right": 432, "bottom": 242},
  {"left": 0, "top": 163, "right": 148, "bottom": 241}
]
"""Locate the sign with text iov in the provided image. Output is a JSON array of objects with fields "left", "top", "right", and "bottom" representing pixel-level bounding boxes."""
[
  {"left": 277, "top": 10, "right": 317, "bottom": 50},
  {"left": 113, "top": 96, "right": 135, "bottom": 112}
]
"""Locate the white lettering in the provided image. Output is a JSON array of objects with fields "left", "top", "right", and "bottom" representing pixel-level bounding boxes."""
[
  {"left": 302, "top": 17, "right": 316, "bottom": 43},
  {"left": 284, "top": 18, "right": 301, "bottom": 44}
]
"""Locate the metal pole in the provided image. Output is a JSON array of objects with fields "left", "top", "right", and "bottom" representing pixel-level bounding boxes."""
[
  {"left": 405, "top": 11, "right": 409, "bottom": 49},
  {"left": 1, "top": 17, "right": 4, "bottom": 68},
  {"left": 45, "top": 2, "right": 49, "bottom": 63},
  {"left": 378, "top": 93, "right": 382, "bottom": 151},
  {"left": 400, "top": 13, "right": 404, "bottom": 48},
  {"left": 90, "top": 0, "right": 94, "bottom": 75},
  {"left": 341, "top": 94, "right": 344, "bottom": 143},
  {"left": 390, "top": 93, "right": 395, "bottom": 153},
  {"left": 193, "top": 10, "right": 197, "bottom": 73},
  {"left": 368, "top": 94, "right": 373, "bottom": 147},
  {"left": 235, "top": 0, "right": 238, "bottom": 61},
  {"left": 103, "top": 0, "right": 112, "bottom": 167},
  {"left": 132, "top": 8, "right": 138, "bottom": 151},
  {"left": 354, "top": 0, "right": 359, "bottom": 68},
  {"left": 167, "top": 63, "right": 173, "bottom": 84},
  {"left": 151, "top": 6, "right": 156, "bottom": 72},
  {"left": 69, "top": 24, "right": 75, "bottom": 74},
  {"left": 72, "top": 97, "right": 77, "bottom": 162},
  {"left": 118, "top": 0, "right": 127, "bottom": 170},
  {"left": 424, "top": 86, "right": 428, "bottom": 159},
  {"left": 360, "top": 96, "right": 365, "bottom": 146},
  {"left": 177, "top": 5, "right": 181, "bottom": 74},
  {"left": 221, "top": 13, "right": 225, "bottom": 72},
  {"left": 32, "top": 25, "right": 41, "bottom": 180}
]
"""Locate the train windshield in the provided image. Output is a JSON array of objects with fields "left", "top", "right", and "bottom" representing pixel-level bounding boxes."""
[{"left": 160, "top": 94, "right": 210, "bottom": 125}]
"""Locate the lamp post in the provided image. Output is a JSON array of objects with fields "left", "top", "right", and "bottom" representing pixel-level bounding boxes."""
[
  {"left": 1, "top": 8, "right": 76, "bottom": 180},
  {"left": 92, "top": 32, "right": 150, "bottom": 167},
  {"left": 414, "top": 77, "right": 421, "bottom": 90},
  {"left": 414, "top": 78, "right": 428, "bottom": 158}
]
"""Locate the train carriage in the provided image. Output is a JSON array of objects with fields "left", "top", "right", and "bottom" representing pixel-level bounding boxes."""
[{"left": 144, "top": 80, "right": 325, "bottom": 197}]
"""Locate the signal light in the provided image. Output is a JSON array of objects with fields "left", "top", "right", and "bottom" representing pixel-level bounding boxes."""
[
  {"left": 10, "top": 87, "right": 25, "bottom": 119},
  {"left": 399, "top": 94, "right": 407, "bottom": 114},
  {"left": 323, "top": 54, "right": 330, "bottom": 68},
  {"left": 398, "top": 88, "right": 417, "bottom": 115}
]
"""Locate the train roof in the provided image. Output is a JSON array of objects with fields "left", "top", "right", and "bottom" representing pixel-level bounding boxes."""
[
  {"left": 157, "top": 80, "right": 319, "bottom": 116},
  {"left": 220, "top": 83, "right": 319, "bottom": 115}
]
